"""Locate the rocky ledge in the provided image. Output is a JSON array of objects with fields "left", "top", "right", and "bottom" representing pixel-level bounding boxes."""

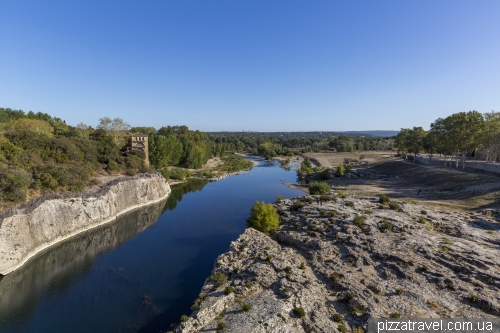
[{"left": 177, "top": 195, "right": 500, "bottom": 332}]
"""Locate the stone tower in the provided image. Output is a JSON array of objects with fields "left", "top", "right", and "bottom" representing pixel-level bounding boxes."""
[{"left": 127, "top": 133, "right": 150, "bottom": 167}]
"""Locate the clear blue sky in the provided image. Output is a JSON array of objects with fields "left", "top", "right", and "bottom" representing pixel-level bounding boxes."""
[{"left": 1, "top": 0, "right": 499, "bottom": 131}]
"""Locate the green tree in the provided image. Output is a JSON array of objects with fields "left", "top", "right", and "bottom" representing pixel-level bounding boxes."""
[
  {"left": 335, "top": 163, "right": 344, "bottom": 177},
  {"left": 246, "top": 201, "right": 280, "bottom": 233}
]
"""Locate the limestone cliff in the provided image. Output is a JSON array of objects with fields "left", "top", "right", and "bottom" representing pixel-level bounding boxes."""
[
  {"left": 177, "top": 195, "right": 500, "bottom": 333},
  {"left": 0, "top": 173, "right": 171, "bottom": 275}
]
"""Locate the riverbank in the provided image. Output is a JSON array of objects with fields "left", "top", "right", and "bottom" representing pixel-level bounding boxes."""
[
  {"left": 176, "top": 194, "right": 500, "bottom": 332},
  {"left": 0, "top": 173, "right": 171, "bottom": 275}
]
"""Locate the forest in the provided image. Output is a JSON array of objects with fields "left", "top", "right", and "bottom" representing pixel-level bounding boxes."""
[{"left": 395, "top": 110, "right": 500, "bottom": 168}]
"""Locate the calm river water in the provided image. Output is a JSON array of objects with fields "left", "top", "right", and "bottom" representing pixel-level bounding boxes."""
[{"left": 0, "top": 157, "right": 304, "bottom": 333}]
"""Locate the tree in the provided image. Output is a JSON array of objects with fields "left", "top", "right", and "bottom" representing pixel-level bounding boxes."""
[
  {"left": 482, "top": 111, "right": 500, "bottom": 162},
  {"left": 149, "top": 134, "right": 183, "bottom": 168},
  {"left": 246, "top": 201, "right": 280, "bottom": 233},
  {"left": 407, "top": 127, "right": 426, "bottom": 161},
  {"left": 97, "top": 117, "right": 131, "bottom": 146},
  {"left": 335, "top": 163, "right": 344, "bottom": 177}
]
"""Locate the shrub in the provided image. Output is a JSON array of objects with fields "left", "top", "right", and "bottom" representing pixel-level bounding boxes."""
[
  {"left": 319, "top": 209, "right": 328, "bottom": 217},
  {"left": 293, "top": 307, "right": 305, "bottom": 318},
  {"left": 170, "top": 167, "right": 190, "bottom": 180},
  {"left": 353, "top": 326, "right": 365, "bottom": 333},
  {"left": 443, "top": 238, "right": 453, "bottom": 245},
  {"left": 242, "top": 303, "right": 252, "bottom": 312},
  {"left": 353, "top": 215, "right": 366, "bottom": 227},
  {"left": 388, "top": 202, "right": 400, "bottom": 210},
  {"left": 333, "top": 313, "right": 343, "bottom": 322},
  {"left": 380, "top": 219, "right": 393, "bottom": 232},
  {"left": 345, "top": 201, "right": 354, "bottom": 208},
  {"left": 469, "top": 295, "right": 478, "bottom": 303},
  {"left": 217, "top": 322, "right": 226, "bottom": 331},
  {"left": 180, "top": 315, "right": 189, "bottom": 322},
  {"left": 335, "top": 163, "right": 345, "bottom": 177},
  {"left": 309, "top": 181, "right": 330, "bottom": 195},
  {"left": 390, "top": 312, "right": 401, "bottom": 318},
  {"left": 285, "top": 266, "right": 292, "bottom": 273},
  {"left": 159, "top": 169, "right": 171, "bottom": 180},
  {"left": 244, "top": 280, "right": 253, "bottom": 288},
  {"left": 318, "top": 168, "right": 331, "bottom": 180},
  {"left": 210, "top": 272, "right": 228, "bottom": 286},
  {"left": 276, "top": 195, "right": 284, "bottom": 202},
  {"left": 418, "top": 216, "right": 427, "bottom": 224},
  {"left": 246, "top": 201, "right": 280, "bottom": 233},
  {"left": 360, "top": 154, "right": 365, "bottom": 160},
  {"left": 299, "top": 262, "right": 305, "bottom": 270},
  {"left": 291, "top": 201, "right": 305, "bottom": 211},
  {"left": 421, "top": 210, "right": 427, "bottom": 215},
  {"left": 395, "top": 289, "right": 403, "bottom": 295},
  {"left": 224, "top": 286, "right": 234, "bottom": 295},
  {"left": 320, "top": 194, "right": 332, "bottom": 202},
  {"left": 345, "top": 164, "right": 351, "bottom": 173},
  {"left": 379, "top": 195, "right": 389, "bottom": 205},
  {"left": 405, "top": 198, "right": 418, "bottom": 204}
]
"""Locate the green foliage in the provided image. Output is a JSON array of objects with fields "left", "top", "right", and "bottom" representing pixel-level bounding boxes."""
[
  {"left": 149, "top": 134, "right": 183, "bottom": 169},
  {"left": 293, "top": 307, "right": 305, "bottom": 318},
  {"left": 335, "top": 163, "right": 344, "bottom": 177},
  {"left": 170, "top": 168, "right": 191, "bottom": 180},
  {"left": 353, "top": 215, "right": 366, "bottom": 227},
  {"left": 246, "top": 201, "right": 280, "bottom": 233},
  {"left": 159, "top": 169, "right": 171, "bottom": 180},
  {"left": 333, "top": 313, "right": 343, "bottom": 322},
  {"left": 380, "top": 219, "right": 393, "bottom": 232},
  {"left": 318, "top": 168, "right": 331, "bottom": 180},
  {"left": 379, "top": 195, "right": 389, "bottom": 205},
  {"left": 345, "top": 201, "right": 354, "bottom": 207},
  {"left": 319, "top": 209, "right": 327, "bottom": 217},
  {"left": 216, "top": 322, "right": 226, "bottom": 331},
  {"left": 390, "top": 312, "right": 401, "bottom": 318},
  {"left": 210, "top": 271, "right": 228, "bottom": 286},
  {"left": 338, "top": 325, "right": 347, "bottom": 333},
  {"left": 308, "top": 181, "right": 330, "bottom": 195},
  {"left": 291, "top": 201, "right": 305, "bottom": 211},
  {"left": 219, "top": 154, "right": 253, "bottom": 172},
  {"left": 180, "top": 315, "right": 189, "bottom": 322},
  {"left": 388, "top": 202, "right": 400, "bottom": 210},
  {"left": 242, "top": 303, "right": 252, "bottom": 312},
  {"left": 276, "top": 195, "right": 285, "bottom": 202},
  {"left": 224, "top": 286, "right": 234, "bottom": 295}
]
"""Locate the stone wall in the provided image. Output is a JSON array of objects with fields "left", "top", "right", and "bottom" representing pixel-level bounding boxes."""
[{"left": 0, "top": 173, "right": 170, "bottom": 275}]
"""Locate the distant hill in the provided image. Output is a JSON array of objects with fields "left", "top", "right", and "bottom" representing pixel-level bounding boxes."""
[{"left": 340, "top": 130, "right": 399, "bottom": 137}]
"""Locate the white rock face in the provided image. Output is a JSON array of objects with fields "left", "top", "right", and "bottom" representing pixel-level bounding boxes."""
[{"left": 0, "top": 174, "right": 171, "bottom": 275}]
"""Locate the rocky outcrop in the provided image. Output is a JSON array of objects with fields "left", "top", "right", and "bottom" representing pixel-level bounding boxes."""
[
  {"left": 0, "top": 173, "right": 170, "bottom": 275},
  {"left": 177, "top": 195, "right": 500, "bottom": 332}
]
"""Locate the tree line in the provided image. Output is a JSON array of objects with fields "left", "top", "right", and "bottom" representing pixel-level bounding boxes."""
[{"left": 394, "top": 110, "right": 500, "bottom": 168}]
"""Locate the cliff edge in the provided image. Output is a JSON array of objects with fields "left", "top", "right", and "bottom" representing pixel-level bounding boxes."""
[
  {"left": 177, "top": 195, "right": 500, "bottom": 332},
  {"left": 0, "top": 173, "right": 171, "bottom": 275}
]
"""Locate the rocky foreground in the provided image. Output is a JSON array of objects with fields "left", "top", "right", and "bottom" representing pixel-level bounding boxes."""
[{"left": 176, "top": 194, "right": 500, "bottom": 332}]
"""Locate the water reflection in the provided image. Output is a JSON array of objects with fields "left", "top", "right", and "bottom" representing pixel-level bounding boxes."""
[
  {"left": 162, "top": 179, "right": 208, "bottom": 212},
  {"left": 0, "top": 199, "right": 166, "bottom": 329}
]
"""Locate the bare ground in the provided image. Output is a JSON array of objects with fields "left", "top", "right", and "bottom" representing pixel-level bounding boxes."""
[{"left": 303, "top": 152, "right": 500, "bottom": 212}]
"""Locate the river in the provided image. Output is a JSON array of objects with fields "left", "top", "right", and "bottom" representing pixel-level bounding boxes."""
[{"left": 0, "top": 157, "right": 305, "bottom": 333}]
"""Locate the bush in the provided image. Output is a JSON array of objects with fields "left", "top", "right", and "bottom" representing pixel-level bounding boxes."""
[
  {"left": 380, "top": 219, "right": 393, "bottom": 232},
  {"left": 379, "top": 195, "right": 389, "bottom": 205},
  {"left": 345, "top": 164, "right": 351, "bottom": 173},
  {"left": 353, "top": 215, "right": 366, "bottom": 228},
  {"left": 338, "top": 325, "right": 347, "bottom": 333},
  {"left": 335, "top": 163, "right": 345, "bottom": 177},
  {"left": 291, "top": 201, "right": 305, "bottom": 211},
  {"left": 210, "top": 271, "right": 228, "bottom": 286},
  {"left": 246, "top": 201, "right": 280, "bottom": 233},
  {"left": 217, "top": 322, "right": 226, "bottom": 331},
  {"left": 319, "top": 209, "right": 328, "bottom": 217},
  {"left": 276, "top": 195, "right": 284, "bottom": 202},
  {"left": 180, "top": 315, "right": 189, "bottom": 322},
  {"left": 333, "top": 313, "right": 343, "bottom": 322},
  {"left": 224, "top": 286, "right": 234, "bottom": 295},
  {"left": 345, "top": 201, "right": 354, "bottom": 208},
  {"left": 293, "top": 307, "right": 305, "bottom": 318},
  {"left": 390, "top": 312, "right": 401, "bottom": 318},
  {"left": 320, "top": 194, "right": 332, "bottom": 202},
  {"left": 242, "top": 303, "right": 252, "bottom": 312},
  {"left": 170, "top": 167, "right": 190, "bottom": 180},
  {"left": 388, "top": 202, "right": 400, "bottom": 210},
  {"left": 395, "top": 289, "right": 403, "bottom": 295},
  {"left": 318, "top": 168, "right": 331, "bottom": 180},
  {"left": 159, "top": 169, "right": 171, "bottom": 180},
  {"left": 308, "top": 181, "right": 330, "bottom": 195},
  {"left": 336, "top": 190, "right": 346, "bottom": 198}
]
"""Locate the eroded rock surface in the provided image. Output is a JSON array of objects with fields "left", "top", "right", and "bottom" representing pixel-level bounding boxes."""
[{"left": 177, "top": 195, "right": 500, "bottom": 332}]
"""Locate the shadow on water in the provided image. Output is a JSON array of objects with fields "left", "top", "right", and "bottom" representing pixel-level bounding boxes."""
[{"left": 0, "top": 199, "right": 166, "bottom": 330}]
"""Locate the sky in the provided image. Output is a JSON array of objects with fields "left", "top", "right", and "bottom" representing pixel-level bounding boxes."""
[{"left": 1, "top": 1, "right": 499, "bottom": 132}]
